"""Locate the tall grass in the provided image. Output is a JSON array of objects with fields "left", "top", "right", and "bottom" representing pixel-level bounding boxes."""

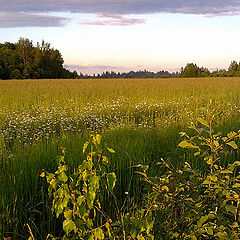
[{"left": 1, "top": 77, "right": 240, "bottom": 239}]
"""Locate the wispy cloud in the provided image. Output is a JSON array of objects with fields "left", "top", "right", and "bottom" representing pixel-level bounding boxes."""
[
  {"left": 65, "top": 64, "right": 120, "bottom": 70},
  {"left": 64, "top": 64, "right": 180, "bottom": 75},
  {"left": 65, "top": 64, "right": 121, "bottom": 74},
  {"left": 0, "top": 12, "right": 68, "bottom": 28},
  {"left": 80, "top": 14, "right": 146, "bottom": 26},
  {"left": 1, "top": 0, "right": 240, "bottom": 28}
]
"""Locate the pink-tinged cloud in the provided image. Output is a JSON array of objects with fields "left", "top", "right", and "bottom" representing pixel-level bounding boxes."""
[
  {"left": 79, "top": 14, "right": 146, "bottom": 26},
  {"left": 64, "top": 64, "right": 180, "bottom": 75},
  {"left": 65, "top": 64, "right": 121, "bottom": 74}
]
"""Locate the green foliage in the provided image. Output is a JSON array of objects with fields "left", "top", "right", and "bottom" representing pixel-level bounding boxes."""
[
  {"left": 136, "top": 112, "right": 240, "bottom": 239},
  {"left": 41, "top": 134, "right": 156, "bottom": 240},
  {"left": 41, "top": 134, "right": 116, "bottom": 239},
  {"left": 179, "top": 63, "right": 210, "bottom": 78},
  {"left": 0, "top": 38, "right": 78, "bottom": 79},
  {"left": 42, "top": 112, "right": 240, "bottom": 239},
  {"left": 228, "top": 61, "right": 240, "bottom": 77}
]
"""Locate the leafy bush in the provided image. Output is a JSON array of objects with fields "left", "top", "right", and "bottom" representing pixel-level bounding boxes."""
[
  {"left": 41, "top": 112, "right": 240, "bottom": 239},
  {"left": 41, "top": 134, "right": 116, "bottom": 239},
  {"left": 137, "top": 113, "right": 240, "bottom": 239}
]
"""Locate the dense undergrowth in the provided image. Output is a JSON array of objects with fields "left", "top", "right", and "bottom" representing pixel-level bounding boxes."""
[
  {"left": 2, "top": 110, "right": 240, "bottom": 239},
  {"left": 41, "top": 112, "right": 240, "bottom": 239}
]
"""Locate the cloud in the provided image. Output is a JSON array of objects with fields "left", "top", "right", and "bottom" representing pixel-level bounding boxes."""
[
  {"left": 1, "top": 0, "right": 240, "bottom": 28},
  {"left": 64, "top": 64, "right": 180, "bottom": 75},
  {"left": 80, "top": 14, "right": 146, "bottom": 26},
  {"left": 65, "top": 64, "right": 120, "bottom": 70},
  {"left": 65, "top": 64, "right": 121, "bottom": 74},
  {"left": 1, "top": 0, "right": 240, "bottom": 16},
  {"left": 0, "top": 12, "right": 68, "bottom": 28}
]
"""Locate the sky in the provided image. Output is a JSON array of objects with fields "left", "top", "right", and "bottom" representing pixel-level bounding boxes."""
[{"left": 1, "top": 0, "right": 240, "bottom": 74}]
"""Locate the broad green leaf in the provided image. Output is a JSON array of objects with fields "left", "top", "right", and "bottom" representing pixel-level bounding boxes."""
[
  {"left": 94, "top": 228, "right": 104, "bottom": 240},
  {"left": 232, "top": 183, "right": 240, "bottom": 188},
  {"left": 64, "top": 210, "right": 72, "bottom": 220},
  {"left": 227, "top": 131, "right": 237, "bottom": 138},
  {"left": 214, "top": 232, "right": 227, "bottom": 238},
  {"left": 207, "top": 213, "right": 216, "bottom": 219},
  {"left": 106, "top": 173, "right": 117, "bottom": 191},
  {"left": 96, "top": 134, "right": 101, "bottom": 144},
  {"left": 77, "top": 195, "right": 84, "bottom": 205},
  {"left": 197, "top": 215, "right": 208, "bottom": 227},
  {"left": 63, "top": 219, "right": 76, "bottom": 234},
  {"left": 206, "top": 227, "right": 213, "bottom": 235},
  {"left": 88, "top": 234, "right": 94, "bottom": 240},
  {"left": 55, "top": 165, "right": 67, "bottom": 174},
  {"left": 194, "top": 151, "right": 200, "bottom": 156},
  {"left": 226, "top": 141, "right": 238, "bottom": 149},
  {"left": 83, "top": 141, "right": 89, "bottom": 154},
  {"left": 222, "top": 137, "right": 228, "bottom": 142},
  {"left": 46, "top": 173, "right": 55, "bottom": 182},
  {"left": 226, "top": 205, "right": 237, "bottom": 215},
  {"left": 89, "top": 175, "right": 100, "bottom": 189},
  {"left": 162, "top": 186, "right": 169, "bottom": 192},
  {"left": 107, "top": 147, "right": 116, "bottom": 153},
  {"left": 86, "top": 190, "right": 96, "bottom": 205},
  {"left": 178, "top": 141, "right": 198, "bottom": 149},
  {"left": 213, "top": 140, "right": 219, "bottom": 147},
  {"left": 231, "top": 222, "right": 239, "bottom": 228},
  {"left": 197, "top": 117, "right": 209, "bottom": 127},
  {"left": 58, "top": 172, "right": 68, "bottom": 183},
  {"left": 232, "top": 161, "right": 240, "bottom": 167},
  {"left": 49, "top": 178, "right": 59, "bottom": 189},
  {"left": 209, "top": 175, "right": 217, "bottom": 182}
]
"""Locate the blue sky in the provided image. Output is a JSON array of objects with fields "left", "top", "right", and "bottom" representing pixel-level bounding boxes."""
[{"left": 1, "top": 0, "right": 240, "bottom": 74}]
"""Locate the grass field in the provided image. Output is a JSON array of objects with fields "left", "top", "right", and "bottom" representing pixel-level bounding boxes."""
[{"left": 1, "top": 77, "right": 240, "bottom": 239}]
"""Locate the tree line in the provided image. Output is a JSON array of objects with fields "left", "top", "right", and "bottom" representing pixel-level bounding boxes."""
[
  {"left": 0, "top": 38, "right": 78, "bottom": 79},
  {"left": 79, "top": 69, "right": 179, "bottom": 79},
  {"left": 79, "top": 62, "right": 240, "bottom": 79},
  {"left": 1, "top": 38, "right": 240, "bottom": 79},
  {"left": 179, "top": 62, "right": 240, "bottom": 78}
]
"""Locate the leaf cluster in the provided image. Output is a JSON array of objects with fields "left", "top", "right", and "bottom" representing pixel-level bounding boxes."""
[
  {"left": 40, "top": 112, "right": 240, "bottom": 239},
  {"left": 136, "top": 113, "right": 240, "bottom": 239},
  {"left": 41, "top": 134, "right": 116, "bottom": 240}
]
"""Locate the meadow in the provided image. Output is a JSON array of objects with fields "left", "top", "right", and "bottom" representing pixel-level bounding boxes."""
[{"left": 1, "top": 77, "right": 240, "bottom": 239}]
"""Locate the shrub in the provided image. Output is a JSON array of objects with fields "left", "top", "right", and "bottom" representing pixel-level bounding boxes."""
[
  {"left": 137, "top": 113, "right": 240, "bottom": 239},
  {"left": 41, "top": 134, "right": 116, "bottom": 239},
  {"left": 41, "top": 112, "right": 240, "bottom": 239}
]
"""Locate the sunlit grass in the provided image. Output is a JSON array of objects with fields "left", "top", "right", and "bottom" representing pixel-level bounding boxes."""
[{"left": 1, "top": 77, "right": 240, "bottom": 239}]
